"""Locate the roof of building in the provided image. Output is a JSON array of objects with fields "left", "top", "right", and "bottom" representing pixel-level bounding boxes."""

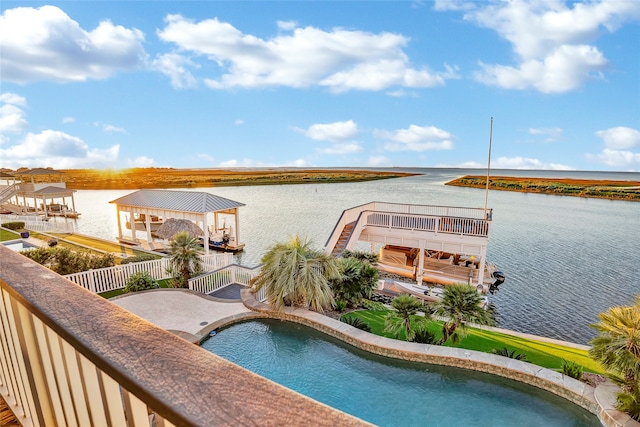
[
  {"left": 31, "top": 186, "right": 76, "bottom": 196},
  {"left": 109, "top": 189, "right": 245, "bottom": 213}
]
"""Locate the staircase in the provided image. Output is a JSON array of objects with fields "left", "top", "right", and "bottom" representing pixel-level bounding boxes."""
[
  {"left": 0, "top": 184, "right": 19, "bottom": 205},
  {"left": 330, "top": 221, "right": 357, "bottom": 257}
]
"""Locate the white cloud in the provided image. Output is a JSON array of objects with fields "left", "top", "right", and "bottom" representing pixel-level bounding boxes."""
[
  {"left": 0, "top": 93, "right": 27, "bottom": 107},
  {"left": 529, "top": 126, "right": 563, "bottom": 142},
  {"left": 474, "top": 45, "right": 606, "bottom": 93},
  {"left": 103, "top": 124, "right": 126, "bottom": 133},
  {"left": 367, "top": 156, "right": 392, "bottom": 166},
  {"left": 152, "top": 53, "right": 198, "bottom": 89},
  {"left": 595, "top": 126, "right": 640, "bottom": 150},
  {"left": 318, "top": 143, "right": 362, "bottom": 155},
  {"left": 0, "top": 130, "right": 119, "bottom": 169},
  {"left": 277, "top": 20, "right": 297, "bottom": 31},
  {"left": 0, "top": 94, "right": 122, "bottom": 169},
  {"left": 127, "top": 156, "right": 155, "bottom": 167},
  {"left": 0, "top": 5, "right": 146, "bottom": 83},
  {"left": 62, "top": 117, "right": 75, "bottom": 124},
  {"left": 491, "top": 156, "right": 574, "bottom": 170},
  {"left": 586, "top": 126, "right": 640, "bottom": 169},
  {"left": 234, "top": 119, "right": 244, "bottom": 125},
  {"left": 303, "top": 120, "right": 358, "bottom": 142},
  {"left": 374, "top": 124, "right": 455, "bottom": 152},
  {"left": 0, "top": 93, "right": 28, "bottom": 135},
  {"left": 158, "top": 15, "right": 455, "bottom": 92},
  {"left": 460, "top": 0, "right": 640, "bottom": 93},
  {"left": 585, "top": 149, "right": 640, "bottom": 169}
]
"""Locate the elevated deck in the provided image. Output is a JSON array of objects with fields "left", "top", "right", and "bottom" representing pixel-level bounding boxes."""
[{"left": 325, "top": 202, "right": 495, "bottom": 290}]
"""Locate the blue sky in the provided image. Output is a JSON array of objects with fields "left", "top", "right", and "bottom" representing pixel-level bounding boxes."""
[{"left": 1, "top": 1, "right": 639, "bottom": 171}]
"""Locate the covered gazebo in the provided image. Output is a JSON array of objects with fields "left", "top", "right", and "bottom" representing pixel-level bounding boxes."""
[{"left": 109, "top": 189, "right": 245, "bottom": 255}]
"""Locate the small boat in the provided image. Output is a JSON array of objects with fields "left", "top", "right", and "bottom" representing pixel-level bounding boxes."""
[
  {"left": 126, "top": 213, "right": 164, "bottom": 232},
  {"left": 205, "top": 226, "right": 245, "bottom": 252}
]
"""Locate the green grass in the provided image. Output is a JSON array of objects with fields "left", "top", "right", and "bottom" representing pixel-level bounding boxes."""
[
  {"left": 0, "top": 229, "right": 20, "bottom": 241},
  {"left": 342, "top": 310, "right": 605, "bottom": 374}
]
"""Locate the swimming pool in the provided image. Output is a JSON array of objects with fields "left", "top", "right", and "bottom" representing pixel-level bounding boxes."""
[
  {"left": 202, "top": 319, "right": 601, "bottom": 426},
  {"left": 1, "top": 240, "right": 37, "bottom": 251}
]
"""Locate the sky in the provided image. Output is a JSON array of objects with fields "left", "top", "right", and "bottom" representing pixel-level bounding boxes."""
[{"left": 0, "top": 1, "right": 639, "bottom": 172}]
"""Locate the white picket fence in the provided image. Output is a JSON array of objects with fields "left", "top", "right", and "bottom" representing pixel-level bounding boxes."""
[
  {"left": 0, "top": 214, "right": 76, "bottom": 233},
  {"left": 64, "top": 253, "right": 234, "bottom": 294},
  {"left": 188, "top": 264, "right": 261, "bottom": 295}
]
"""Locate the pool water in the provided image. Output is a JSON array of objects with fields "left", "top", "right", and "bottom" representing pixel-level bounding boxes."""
[
  {"left": 201, "top": 320, "right": 601, "bottom": 426},
  {"left": 2, "top": 240, "right": 37, "bottom": 251}
]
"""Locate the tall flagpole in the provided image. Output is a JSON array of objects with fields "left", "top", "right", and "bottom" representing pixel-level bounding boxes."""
[{"left": 484, "top": 117, "right": 493, "bottom": 215}]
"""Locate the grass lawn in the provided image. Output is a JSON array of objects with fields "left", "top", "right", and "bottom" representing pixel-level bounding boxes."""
[
  {"left": 0, "top": 229, "right": 20, "bottom": 241},
  {"left": 342, "top": 310, "right": 605, "bottom": 374}
]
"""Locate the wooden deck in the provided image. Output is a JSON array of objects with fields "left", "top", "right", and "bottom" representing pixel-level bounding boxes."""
[{"left": 0, "top": 396, "right": 20, "bottom": 426}]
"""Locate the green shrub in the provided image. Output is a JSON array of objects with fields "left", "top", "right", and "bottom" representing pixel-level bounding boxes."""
[
  {"left": 493, "top": 347, "right": 527, "bottom": 361},
  {"left": 361, "top": 299, "right": 388, "bottom": 312},
  {"left": 560, "top": 359, "right": 583, "bottom": 380},
  {"left": 413, "top": 323, "right": 438, "bottom": 344},
  {"left": 124, "top": 271, "right": 159, "bottom": 293},
  {"left": 120, "top": 254, "right": 158, "bottom": 265},
  {"left": 335, "top": 300, "right": 348, "bottom": 312},
  {"left": 2, "top": 221, "right": 25, "bottom": 231},
  {"left": 20, "top": 247, "right": 116, "bottom": 275},
  {"left": 340, "top": 316, "right": 371, "bottom": 332}
]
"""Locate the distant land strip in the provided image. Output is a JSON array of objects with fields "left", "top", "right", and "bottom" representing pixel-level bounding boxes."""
[
  {"left": 446, "top": 175, "right": 640, "bottom": 202},
  {"left": 59, "top": 168, "right": 418, "bottom": 190}
]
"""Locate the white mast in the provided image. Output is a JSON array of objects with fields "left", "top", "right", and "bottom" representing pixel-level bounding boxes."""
[{"left": 484, "top": 117, "right": 493, "bottom": 215}]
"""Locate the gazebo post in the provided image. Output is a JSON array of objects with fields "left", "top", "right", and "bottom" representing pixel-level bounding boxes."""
[
  {"left": 116, "top": 206, "right": 123, "bottom": 240},
  {"left": 234, "top": 208, "right": 240, "bottom": 246}
]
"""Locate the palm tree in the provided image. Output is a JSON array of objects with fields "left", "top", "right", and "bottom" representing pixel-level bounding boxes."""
[
  {"left": 252, "top": 235, "right": 340, "bottom": 312},
  {"left": 384, "top": 294, "right": 425, "bottom": 341},
  {"left": 434, "top": 283, "right": 494, "bottom": 345},
  {"left": 168, "top": 231, "right": 203, "bottom": 288},
  {"left": 589, "top": 298, "right": 640, "bottom": 421},
  {"left": 331, "top": 251, "right": 379, "bottom": 307}
]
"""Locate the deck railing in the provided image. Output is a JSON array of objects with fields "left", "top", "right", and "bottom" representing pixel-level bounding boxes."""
[
  {"left": 0, "top": 247, "right": 360, "bottom": 427},
  {"left": 188, "top": 264, "right": 261, "bottom": 295},
  {"left": 325, "top": 202, "right": 492, "bottom": 254},
  {"left": 366, "top": 211, "right": 489, "bottom": 237},
  {"left": 0, "top": 214, "right": 75, "bottom": 233},
  {"left": 64, "top": 253, "right": 234, "bottom": 294}
]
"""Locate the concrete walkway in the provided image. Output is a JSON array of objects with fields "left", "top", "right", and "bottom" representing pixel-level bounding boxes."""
[{"left": 110, "top": 289, "right": 257, "bottom": 343}]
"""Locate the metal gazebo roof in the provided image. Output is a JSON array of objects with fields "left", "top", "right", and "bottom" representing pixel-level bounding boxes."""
[{"left": 109, "top": 189, "right": 245, "bottom": 213}]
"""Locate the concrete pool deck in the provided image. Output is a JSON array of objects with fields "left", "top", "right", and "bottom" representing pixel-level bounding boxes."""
[
  {"left": 110, "top": 289, "right": 259, "bottom": 343},
  {"left": 112, "top": 288, "right": 638, "bottom": 427}
]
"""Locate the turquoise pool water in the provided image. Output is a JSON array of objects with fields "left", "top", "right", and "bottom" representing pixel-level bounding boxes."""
[{"left": 201, "top": 319, "right": 601, "bottom": 426}]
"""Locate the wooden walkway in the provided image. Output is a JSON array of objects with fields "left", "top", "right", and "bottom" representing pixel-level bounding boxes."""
[{"left": 0, "top": 396, "right": 20, "bottom": 426}]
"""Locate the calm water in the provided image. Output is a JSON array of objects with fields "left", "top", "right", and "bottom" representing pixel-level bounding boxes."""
[
  {"left": 202, "top": 319, "right": 601, "bottom": 427},
  {"left": 60, "top": 168, "right": 640, "bottom": 344}
]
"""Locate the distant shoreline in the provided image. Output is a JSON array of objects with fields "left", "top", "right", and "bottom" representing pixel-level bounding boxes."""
[
  {"left": 57, "top": 168, "right": 418, "bottom": 190},
  {"left": 446, "top": 175, "right": 640, "bottom": 202}
]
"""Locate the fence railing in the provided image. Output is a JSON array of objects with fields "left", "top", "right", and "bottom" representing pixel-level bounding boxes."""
[
  {"left": 366, "top": 211, "right": 490, "bottom": 237},
  {"left": 0, "top": 247, "right": 357, "bottom": 427},
  {"left": 325, "top": 202, "right": 492, "bottom": 254},
  {"left": 0, "top": 214, "right": 76, "bottom": 233},
  {"left": 64, "top": 253, "right": 234, "bottom": 294},
  {"left": 189, "top": 264, "right": 261, "bottom": 295}
]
